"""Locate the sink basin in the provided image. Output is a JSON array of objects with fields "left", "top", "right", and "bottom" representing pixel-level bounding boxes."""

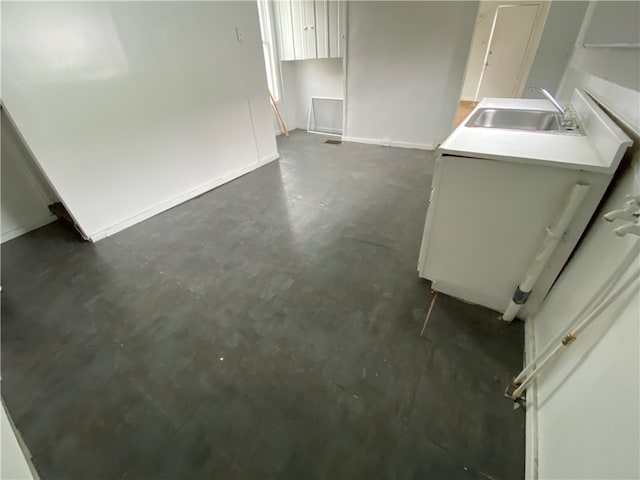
[{"left": 466, "top": 108, "right": 581, "bottom": 134}]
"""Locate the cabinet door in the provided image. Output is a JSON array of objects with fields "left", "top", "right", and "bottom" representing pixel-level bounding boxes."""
[
  {"left": 328, "top": 0, "right": 345, "bottom": 58},
  {"left": 315, "top": 0, "right": 329, "bottom": 59},
  {"left": 290, "top": 0, "right": 305, "bottom": 59},
  {"left": 274, "top": 0, "right": 295, "bottom": 61},
  {"left": 302, "top": 0, "right": 317, "bottom": 59}
]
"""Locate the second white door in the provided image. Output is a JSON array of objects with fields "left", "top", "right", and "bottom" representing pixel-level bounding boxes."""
[{"left": 476, "top": 4, "right": 539, "bottom": 100}]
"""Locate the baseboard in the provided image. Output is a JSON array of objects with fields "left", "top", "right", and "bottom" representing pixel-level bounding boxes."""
[
  {"left": 524, "top": 317, "right": 539, "bottom": 480},
  {"left": 1, "top": 215, "right": 56, "bottom": 243},
  {"left": 342, "top": 136, "right": 436, "bottom": 151},
  {"left": 261, "top": 153, "right": 280, "bottom": 163},
  {"left": 89, "top": 153, "right": 280, "bottom": 242}
]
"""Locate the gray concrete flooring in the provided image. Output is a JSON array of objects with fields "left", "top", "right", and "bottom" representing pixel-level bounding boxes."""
[{"left": 1, "top": 131, "right": 524, "bottom": 479}]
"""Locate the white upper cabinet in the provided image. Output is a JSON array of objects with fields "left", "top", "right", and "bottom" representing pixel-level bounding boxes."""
[
  {"left": 315, "top": 0, "right": 328, "bottom": 58},
  {"left": 327, "top": 0, "right": 345, "bottom": 59},
  {"left": 274, "top": 0, "right": 344, "bottom": 61}
]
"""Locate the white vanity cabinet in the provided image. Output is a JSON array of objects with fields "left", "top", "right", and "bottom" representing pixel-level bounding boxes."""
[
  {"left": 274, "top": 0, "right": 345, "bottom": 61},
  {"left": 418, "top": 89, "right": 632, "bottom": 320},
  {"left": 418, "top": 153, "right": 611, "bottom": 319}
]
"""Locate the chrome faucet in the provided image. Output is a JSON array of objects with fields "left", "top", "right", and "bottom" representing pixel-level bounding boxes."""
[
  {"left": 529, "top": 87, "right": 575, "bottom": 127},
  {"left": 530, "top": 87, "right": 565, "bottom": 115}
]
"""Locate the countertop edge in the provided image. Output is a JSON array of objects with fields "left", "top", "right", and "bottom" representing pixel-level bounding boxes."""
[{"left": 436, "top": 146, "right": 614, "bottom": 175}]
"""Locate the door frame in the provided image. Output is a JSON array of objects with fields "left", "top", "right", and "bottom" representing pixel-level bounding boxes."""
[{"left": 473, "top": 2, "right": 550, "bottom": 100}]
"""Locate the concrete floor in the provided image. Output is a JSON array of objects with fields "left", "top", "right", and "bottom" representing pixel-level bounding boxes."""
[{"left": 1, "top": 131, "right": 524, "bottom": 479}]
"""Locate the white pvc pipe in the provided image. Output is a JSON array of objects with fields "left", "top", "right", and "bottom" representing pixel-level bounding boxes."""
[
  {"left": 511, "top": 268, "right": 640, "bottom": 399},
  {"left": 583, "top": 43, "right": 640, "bottom": 49},
  {"left": 502, "top": 182, "right": 592, "bottom": 322},
  {"left": 513, "top": 240, "right": 640, "bottom": 385},
  {"left": 502, "top": 298, "right": 525, "bottom": 324}
]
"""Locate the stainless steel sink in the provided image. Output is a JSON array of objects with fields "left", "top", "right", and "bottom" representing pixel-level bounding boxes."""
[{"left": 466, "top": 108, "right": 582, "bottom": 134}]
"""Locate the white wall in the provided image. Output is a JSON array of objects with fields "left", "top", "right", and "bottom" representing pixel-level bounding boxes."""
[
  {"left": 530, "top": 143, "right": 640, "bottom": 480},
  {"left": 558, "top": 3, "right": 640, "bottom": 98},
  {"left": 280, "top": 58, "right": 343, "bottom": 131},
  {"left": 1, "top": 401, "right": 35, "bottom": 480},
  {"left": 2, "top": 1, "right": 278, "bottom": 241},
  {"left": 343, "top": 1, "right": 478, "bottom": 149},
  {"left": 1, "top": 110, "right": 58, "bottom": 243},
  {"left": 528, "top": 2, "right": 640, "bottom": 477},
  {"left": 523, "top": 1, "right": 588, "bottom": 98}
]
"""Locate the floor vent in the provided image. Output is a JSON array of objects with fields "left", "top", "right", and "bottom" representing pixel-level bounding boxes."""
[{"left": 324, "top": 139, "right": 343, "bottom": 145}]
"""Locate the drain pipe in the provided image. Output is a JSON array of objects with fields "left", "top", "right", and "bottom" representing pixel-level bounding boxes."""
[{"left": 502, "top": 183, "right": 591, "bottom": 322}]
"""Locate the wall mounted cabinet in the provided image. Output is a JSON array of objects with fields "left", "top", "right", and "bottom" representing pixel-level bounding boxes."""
[{"left": 274, "top": 0, "right": 345, "bottom": 61}]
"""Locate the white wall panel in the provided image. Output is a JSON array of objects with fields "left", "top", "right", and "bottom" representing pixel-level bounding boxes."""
[
  {"left": 523, "top": 1, "right": 588, "bottom": 98},
  {"left": 529, "top": 2, "right": 640, "bottom": 477},
  {"left": 1, "top": 403, "right": 35, "bottom": 480},
  {"left": 2, "top": 1, "right": 278, "bottom": 240},
  {"left": 344, "top": 1, "right": 478, "bottom": 149}
]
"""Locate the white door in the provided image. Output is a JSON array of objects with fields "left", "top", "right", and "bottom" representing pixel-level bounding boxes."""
[{"left": 476, "top": 4, "right": 539, "bottom": 100}]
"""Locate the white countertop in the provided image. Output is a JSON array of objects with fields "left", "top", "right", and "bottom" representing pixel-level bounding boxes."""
[{"left": 438, "top": 96, "right": 624, "bottom": 174}]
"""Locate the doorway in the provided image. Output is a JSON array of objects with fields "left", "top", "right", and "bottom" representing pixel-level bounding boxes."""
[
  {"left": 454, "top": 1, "right": 549, "bottom": 127},
  {"left": 476, "top": 4, "right": 539, "bottom": 99}
]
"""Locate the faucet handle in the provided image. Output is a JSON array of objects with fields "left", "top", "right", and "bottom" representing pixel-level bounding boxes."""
[
  {"left": 614, "top": 222, "right": 640, "bottom": 237},
  {"left": 560, "top": 105, "right": 577, "bottom": 127},
  {"left": 604, "top": 195, "right": 640, "bottom": 222}
]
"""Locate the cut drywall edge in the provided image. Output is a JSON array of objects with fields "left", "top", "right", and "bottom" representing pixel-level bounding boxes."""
[
  {"left": 342, "top": 136, "right": 436, "bottom": 151},
  {"left": 89, "top": 153, "right": 280, "bottom": 242},
  {"left": 0, "top": 214, "right": 56, "bottom": 244}
]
